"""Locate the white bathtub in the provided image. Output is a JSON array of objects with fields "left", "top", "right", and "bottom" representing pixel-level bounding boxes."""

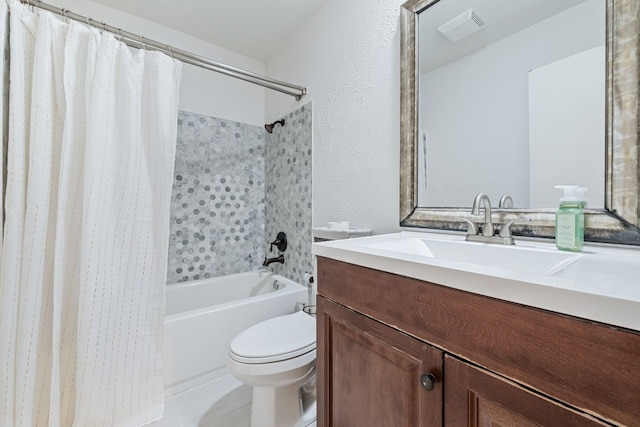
[{"left": 164, "top": 270, "right": 308, "bottom": 396}]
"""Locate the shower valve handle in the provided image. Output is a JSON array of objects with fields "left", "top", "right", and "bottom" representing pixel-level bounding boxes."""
[{"left": 270, "top": 232, "right": 288, "bottom": 252}]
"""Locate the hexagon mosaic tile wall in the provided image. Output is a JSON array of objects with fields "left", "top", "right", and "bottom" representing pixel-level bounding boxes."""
[
  {"left": 167, "top": 104, "right": 312, "bottom": 285},
  {"left": 167, "top": 111, "right": 266, "bottom": 283},
  {"left": 265, "top": 104, "right": 313, "bottom": 286}
]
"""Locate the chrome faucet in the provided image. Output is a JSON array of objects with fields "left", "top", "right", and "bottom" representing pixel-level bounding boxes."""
[
  {"left": 471, "top": 193, "right": 494, "bottom": 237},
  {"left": 460, "top": 193, "right": 530, "bottom": 245}
]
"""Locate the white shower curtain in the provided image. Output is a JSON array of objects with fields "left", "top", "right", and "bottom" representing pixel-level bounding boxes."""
[{"left": 0, "top": 1, "right": 182, "bottom": 426}]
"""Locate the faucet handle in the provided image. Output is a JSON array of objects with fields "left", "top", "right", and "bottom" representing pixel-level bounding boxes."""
[
  {"left": 457, "top": 218, "right": 479, "bottom": 236},
  {"left": 498, "top": 218, "right": 531, "bottom": 238},
  {"left": 499, "top": 195, "right": 514, "bottom": 208},
  {"left": 269, "top": 231, "right": 288, "bottom": 252}
]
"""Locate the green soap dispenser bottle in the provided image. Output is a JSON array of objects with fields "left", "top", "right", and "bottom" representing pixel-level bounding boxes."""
[{"left": 554, "top": 185, "right": 586, "bottom": 252}]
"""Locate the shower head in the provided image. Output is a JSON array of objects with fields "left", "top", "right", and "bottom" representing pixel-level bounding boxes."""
[{"left": 265, "top": 119, "right": 285, "bottom": 133}]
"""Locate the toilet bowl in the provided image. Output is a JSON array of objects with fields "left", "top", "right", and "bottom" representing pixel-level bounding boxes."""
[{"left": 227, "top": 310, "right": 317, "bottom": 427}]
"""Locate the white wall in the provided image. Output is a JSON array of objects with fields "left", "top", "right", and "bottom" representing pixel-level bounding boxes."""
[
  {"left": 47, "top": 0, "right": 267, "bottom": 126},
  {"left": 266, "top": 0, "right": 404, "bottom": 234},
  {"left": 529, "top": 46, "right": 605, "bottom": 208},
  {"left": 31, "top": 0, "right": 406, "bottom": 235}
]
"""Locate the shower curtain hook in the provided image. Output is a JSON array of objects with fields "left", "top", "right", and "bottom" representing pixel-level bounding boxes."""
[
  {"left": 167, "top": 44, "right": 175, "bottom": 59},
  {"left": 116, "top": 28, "right": 124, "bottom": 42},
  {"left": 139, "top": 35, "right": 147, "bottom": 50},
  {"left": 100, "top": 21, "right": 106, "bottom": 33},
  {"left": 86, "top": 16, "right": 92, "bottom": 28}
]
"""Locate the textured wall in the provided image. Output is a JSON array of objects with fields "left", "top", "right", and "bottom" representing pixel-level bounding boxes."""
[
  {"left": 167, "top": 111, "right": 266, "bottom": 283},
  {"left": 264, "top": 104, "right": 313, "bottom": 285},
  {"left": 266, "top": 0, "right": 405, "bottom": 234}
]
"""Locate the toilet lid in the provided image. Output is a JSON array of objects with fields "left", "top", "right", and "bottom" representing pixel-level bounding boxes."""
[{"left": 229, "top": 311, "right": 316, "bottom": 364}]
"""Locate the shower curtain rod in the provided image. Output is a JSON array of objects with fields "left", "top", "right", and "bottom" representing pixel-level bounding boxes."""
[{"left": 20, "top": 0, "right": 307, "bottom": 100}]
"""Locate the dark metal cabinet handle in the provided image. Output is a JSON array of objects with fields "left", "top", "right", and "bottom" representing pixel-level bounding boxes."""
[{"left": 420, "top": 373, "right": 437, "bottom": 391}]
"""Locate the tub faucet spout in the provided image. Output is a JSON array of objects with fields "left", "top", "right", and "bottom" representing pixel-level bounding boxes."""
[{"left": 263, "top": 254, "right": 285, "bottom": 267}]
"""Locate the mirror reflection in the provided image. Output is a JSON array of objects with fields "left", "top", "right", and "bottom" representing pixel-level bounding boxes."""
[{"left": 417, "top": 0, "right": 606, "bottom": 209}]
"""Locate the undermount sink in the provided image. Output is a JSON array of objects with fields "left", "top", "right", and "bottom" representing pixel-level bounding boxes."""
[{"left": 364, "top": 237, "right": 582, "bottom": 276}]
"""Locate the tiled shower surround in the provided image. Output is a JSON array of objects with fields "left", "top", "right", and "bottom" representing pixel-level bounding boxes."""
[
  {"left": 265, "top": 105, "right": 313, "bottom": 286},
  {"left": 167, "top": 105, "right": 312, "bottom": 285},
  {"left": 167, "top": 111, "right": 265, "bottom": 283}
]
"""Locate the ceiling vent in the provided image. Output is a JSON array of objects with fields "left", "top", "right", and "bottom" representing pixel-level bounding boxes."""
[{"left": 437, "top": 9, "right": 486, "bottom": 42}]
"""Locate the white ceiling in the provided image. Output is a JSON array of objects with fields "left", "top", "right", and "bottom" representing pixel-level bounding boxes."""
[
  {"left": 89, "top": 0, "right": 326, "bottom": 62},
  {"left": 419, "top": 0, "right": 589, "bottom": 72}
]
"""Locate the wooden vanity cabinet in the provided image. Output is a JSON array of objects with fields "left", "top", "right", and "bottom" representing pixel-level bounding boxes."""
[
  {"left": 318, "top": 296, "right": 443, "bottom": 427},
  {"left": 445, "top": 356, "right": 607, "bottom": 426},
  {"left": 316, "top": 257, "right": 640, "bottom": 427}
]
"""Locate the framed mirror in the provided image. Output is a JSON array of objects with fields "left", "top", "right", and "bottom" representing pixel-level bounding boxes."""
[{"left": 400, "top": 0, "right": 640, "bottom": 244}]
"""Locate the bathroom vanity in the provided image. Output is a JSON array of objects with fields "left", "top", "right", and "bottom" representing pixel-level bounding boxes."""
[{"left": 313, "top": 232, "right": 640, "bottom": 427}]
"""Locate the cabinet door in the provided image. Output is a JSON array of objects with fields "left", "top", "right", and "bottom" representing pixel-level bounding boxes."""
[
  {"left": 444, "top": 355, "right": 608, "bottom": 427},
  {"left": 317, "top": 296, "right": 442, "bottom": 427}
]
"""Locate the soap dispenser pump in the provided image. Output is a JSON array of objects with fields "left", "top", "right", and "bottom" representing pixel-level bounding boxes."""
[{"left": 554, "top": 185, "right": 586, "bottom": 252}]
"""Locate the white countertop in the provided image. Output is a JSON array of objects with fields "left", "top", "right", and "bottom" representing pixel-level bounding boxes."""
[{"left": 312, "top": 231, "right": 640, "bottom": 331}]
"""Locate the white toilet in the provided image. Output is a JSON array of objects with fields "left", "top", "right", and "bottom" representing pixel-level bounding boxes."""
[{"left": 227, "top": 310, "right": 317, "bottom": 427}]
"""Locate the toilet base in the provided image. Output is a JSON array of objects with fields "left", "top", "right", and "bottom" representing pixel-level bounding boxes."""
[{"left": 250, "top": 382, "right": 316, "bottom": 427}]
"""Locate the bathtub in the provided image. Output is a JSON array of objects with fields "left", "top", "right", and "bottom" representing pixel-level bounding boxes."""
[{"left": 164, "top": 270, "right": 308, "bottom": 396}]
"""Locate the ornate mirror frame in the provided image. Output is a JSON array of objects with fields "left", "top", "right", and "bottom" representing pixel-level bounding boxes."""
[{"left": 400, "top": 0, "right": 640, "bottom": 245}]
